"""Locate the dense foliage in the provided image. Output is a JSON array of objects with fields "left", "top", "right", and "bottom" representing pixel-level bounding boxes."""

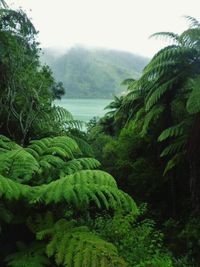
[
  {"left": 41, "top": 46, "right": 148, "bottom": 98},
  {"left": 0, "top": 2, "right": 174, "bottom": 267},
  {"left": 2, "top": 0, "right": 200, "bottom": 265},
  {"left": 87, "top": 16, "right": 200, "bottom": 266}
]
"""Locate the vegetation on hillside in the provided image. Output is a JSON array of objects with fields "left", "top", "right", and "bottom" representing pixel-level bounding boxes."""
[
  {"left": 1, "top": 0, "right": 200, "bottom": 266},
  {"left": 0, "top": 2, "right": 172, "bottom": 267},
  {"left": 87, "top": 16, "right": 200, "bottom": 266},
  {"left": 41, "top": 46, "right": 149, "bottom": 98}
]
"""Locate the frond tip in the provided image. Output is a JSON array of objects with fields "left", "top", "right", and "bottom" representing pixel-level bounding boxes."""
[{"left": 150, "top": 31, "right": 179, "bottom": 44}]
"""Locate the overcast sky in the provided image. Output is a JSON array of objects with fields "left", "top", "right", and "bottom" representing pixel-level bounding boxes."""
[{"left": 6, "top": 0, "right": 200, "bottom": 57}]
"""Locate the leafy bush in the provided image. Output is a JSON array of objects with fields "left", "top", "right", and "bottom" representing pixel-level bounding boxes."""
[{"left": 92, "top": 212, "right": 173, "bottom": 266}]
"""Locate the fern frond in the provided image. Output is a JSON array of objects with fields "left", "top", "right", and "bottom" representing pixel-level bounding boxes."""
[
  {"left": 141, "top": 105, "right": 164, "bottom": 137},
  {"left": 131, "top": 107, "right": 146, "bottom": 127},
  {"left": 179, "top": 28, "right": 200, "bottom": 47},
  {"left": 34, "top": 170, "right": 137, "bottom": 212},
  {"left": 61, "top": 158, "right": 101, "bottom": 175},
  {"left": 0, "top": 149, "right": 39, "bottom": 183},
  {"left": 26, "top": 211, "right": 54, "bottom": 235},
  {"left": 50, "top": 106, "right": 84, "bottom": 130},
  {"left": 146, "top": 46, "right": 197, "bottom": 78},
  {"left": 121, "top": 78, "right": 136, "bottom": 90},
  {"left": 158, "top": 122, "right": 185, "bottom": 142},
  {"left": 37, "top": 155, "right": 65, "bottom": 183},
  {"left": 184, "top": 15, "right": 200, "bottom": 28},
  {"left": 163, "top": 152, "right": 186, "bottom": 176},
  {"left": 145, "top": 78, "right": 176, "bottom": 111},
  {"left": 37, "top": 219, "right": 127, "bottom": 267},
  {"left": 0, "top": 135, "right": 21, "bottom": 152},
  {"left": 0, "top": 0, "right": 8, "bottom": 8},
  {"left": 0, "top": 175, "right": 30, "bottom": 200},
  {"left": 150, "top": 31, "right": 180, "bottom": 44},
  {"left": 143, "top": 45, "right": 180, "bottom": 72},
  {"left": 160, "top": 137, "right": 187, "bottom": 157},
  {"left": 5, "top": 242, "right": 49, "bottom": 267},
  {"left": 38, "top": 155, "right": 64, "bottom": 169},
  {"left": 65, "top": 120, "right": 84, "bottom": 130},
  {"left": 36, "top": 106, "right": 74, "bottom": 134},
  {"left": 143, "top": 60, "right": 177, "bottom": 80},
  {"left": 52, "top": 105, "right": 73, "bottom": 122},
  {"left": 27, "top": 136, "right": 80, "bottom": 159},
  {"left": 70, "top": 136, "right": 94, "bottom": 156}
]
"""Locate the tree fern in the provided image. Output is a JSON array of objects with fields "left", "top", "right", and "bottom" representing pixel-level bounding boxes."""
[{"left": 37, "top": 219, "right": 127, "bottom": 267}]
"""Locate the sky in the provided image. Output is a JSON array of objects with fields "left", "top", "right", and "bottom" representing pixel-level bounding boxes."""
[{"left": 6, "top": 0, "right": 200, "bottom": 57}]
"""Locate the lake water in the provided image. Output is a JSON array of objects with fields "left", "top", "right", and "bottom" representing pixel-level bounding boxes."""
[{"left": 54, "top": 98, "right": 112, "bottom": 122}]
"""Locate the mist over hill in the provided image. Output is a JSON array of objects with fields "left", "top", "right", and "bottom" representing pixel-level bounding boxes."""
[{"left": 41, "top": 46, "right": 149, "bottom": 98}]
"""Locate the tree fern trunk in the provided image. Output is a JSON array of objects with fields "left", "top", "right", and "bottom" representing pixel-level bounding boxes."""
[
  {"left": 189, "top": 159, "right": 200, "bottom": 212},
  {"left": 163, "top": 102, "right": 177, "bottom": 217},
  {"left": 188, "top": 114, "right": 200, "bottom": 213}
]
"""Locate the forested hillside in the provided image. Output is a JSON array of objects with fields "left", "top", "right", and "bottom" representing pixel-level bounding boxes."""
[{"left": 41, "top": 46, "right": 149, "bottom": 98}]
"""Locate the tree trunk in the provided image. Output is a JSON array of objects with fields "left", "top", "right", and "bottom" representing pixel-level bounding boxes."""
[
  {"left": 189, "top": 159, "right": 200, "bottom": 212},
  {"left": 188, "top": 114, "right": 200, "bottom": 213}
]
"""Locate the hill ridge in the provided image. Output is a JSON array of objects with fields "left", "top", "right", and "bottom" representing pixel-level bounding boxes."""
[{"left": 41, "top": 46, "right": 149, "bottom": 98}]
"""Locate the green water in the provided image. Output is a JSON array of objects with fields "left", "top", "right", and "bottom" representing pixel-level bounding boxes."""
[{"left": 54, "top": 98, "right": 112, "bottom": 122}]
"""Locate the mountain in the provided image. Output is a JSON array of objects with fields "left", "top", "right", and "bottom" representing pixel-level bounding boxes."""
[{"left": 41, "top": 46, "right": 149, "bottom": 98}]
